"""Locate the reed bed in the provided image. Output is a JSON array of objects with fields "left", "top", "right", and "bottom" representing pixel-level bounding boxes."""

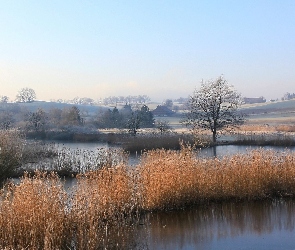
[
  {"left": 0, "top": 172, "right": 70, "bottom": 249},
  {"left": 232, "top": 131, "right": 295, "bottom": 146},
  {"left": 238, "top": 124, "right": 295, "bottom": 133},
  {"left": 139, "top": 147, "right": 295, "bottom": 210},
  {"left": 117, "top": 133, "right": 203, "bottom": 153},
  {"left": 2, "top": 147, "right": 295, "bottom": 248},
  {"left": 70, "top": 165, "right": 140, "bottom": 249}
]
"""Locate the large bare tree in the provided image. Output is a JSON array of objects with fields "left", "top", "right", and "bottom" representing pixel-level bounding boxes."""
[
  {"left": 184, "top": 76, "right": 245, "bottom": 143},
  {"left": 16, "top": 87, "right": 36, "bottom": 103}
]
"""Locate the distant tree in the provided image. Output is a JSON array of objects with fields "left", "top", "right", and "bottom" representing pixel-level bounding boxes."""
[
  {"left": 111, "top": 107, "right": 123, "bottom": 127},
  {"left": 103, "top": 95, "right": 151, "bottom": 105},
  {"left": 126, "top": 111, "right": 141, "bottom": 136},
  {"left": 184, "top": 76, "right": 245, "bottom": 143},
  {"left": 80, "top": 97, "right": 94, "bottom": 105},
  {"left": 282, "top": 92, "right": 295, "bottom": 101},
  {"left": 61, "top": 106, "right": 83, "bottom": 126},
  {"left": 0, "top": 96, "right": 9, "bottom": 103},
  {"left": 0, "top": 111, "right": 14, "bottom": 130},
  {"left": 97, "top": 107, "right": 123, "bottom": 128},
  {"left": 175, "top": 97, "right": 189, "bottom": 104},
  {"left": 16, "top": 88, "right": 36, "bottom": 103},
  {"left": 120, "top": 104, "right": 132, "bottom": 116},
  {"left": 139, "top": 105, "right": 154, "bottom": 128},
  {"left": 172, "top": 105, "right": 180, "bottom": 112},
  {"left": 48, "top": 108, "right": 63, "bottom": 127},
  {"left": 156, "top": 120, "right": 171, "bottom": 135},
  {"left": 163, "top": 99, "right": 173, "bottom": 109},
  {"left": 26, "top": 108, "right": 47, "bottom": 131},
  {"left": 137, "top": 95, "right": 151, "bottom": 103}
]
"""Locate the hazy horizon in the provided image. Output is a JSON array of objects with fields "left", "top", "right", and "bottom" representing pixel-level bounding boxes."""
[{"left": 1, "top": 1, "right": 295, "bottom": 102}]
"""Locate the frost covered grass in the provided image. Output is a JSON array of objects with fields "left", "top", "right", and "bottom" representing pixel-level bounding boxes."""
[{"left": 2, "top": 147, "right": 295, "bottom": 248}]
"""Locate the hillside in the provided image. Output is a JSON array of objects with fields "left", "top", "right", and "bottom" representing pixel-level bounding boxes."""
[
  {"left": 2, "top": 101, "right": 109, "bottom": 115},
  {"left": 241, "top": 99, "right": 295, "bottom": 114},
  {"left": 241, "top": 99, "right": 295, "bottom": 124}
]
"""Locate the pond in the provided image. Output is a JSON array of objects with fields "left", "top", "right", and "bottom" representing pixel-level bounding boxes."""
[
  {"left": 51, "top": 140, "right": 295, "bottom": 162},
  {"left": 136, "top": 198, "right": 295, "bottom": 249},
  {"left": 198, "top": 145, "right": 295, "bottom": 158}
]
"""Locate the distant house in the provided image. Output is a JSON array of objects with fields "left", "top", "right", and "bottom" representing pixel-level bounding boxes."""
[
  {"left": 243, "top": 97, "right": 266, "bottom": 104},
  {"left": 152, "top": 105, "right": 175, "bottom": 117}
]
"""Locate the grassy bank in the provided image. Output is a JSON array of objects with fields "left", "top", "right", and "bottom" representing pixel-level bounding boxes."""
[{"left": 1, "top": 147, "right": 295, "bottom": 248}]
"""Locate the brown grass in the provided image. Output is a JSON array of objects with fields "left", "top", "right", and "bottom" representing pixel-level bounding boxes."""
[
  {"left": 70, "top": 165, "right": 139, "bottom": 249},
  {"left": 238, "top": 124, "right": 295, "bottom": 133},
  {"left": 138, "top": 146, "right": 295, "bottom": 210},
  {"left": 2, "top": 147, "right": 295, "bottom": 248},
  {"left": 275, "top": 125, "right": 295, "bottom": 132},
  {"left": 0, "top": 171, "right": 70, "bottom": 249}
]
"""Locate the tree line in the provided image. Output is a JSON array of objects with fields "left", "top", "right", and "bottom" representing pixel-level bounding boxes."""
[
  {"left": 0, "top": 103, "right": 155, "bottom": 136},
  {"left": 1, "top": 75, "right": 246, "bottom": 143}
]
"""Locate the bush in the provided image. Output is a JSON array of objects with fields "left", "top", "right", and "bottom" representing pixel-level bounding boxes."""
[{"left": 0, "top": 130, "right": 25, "bottom": 185}]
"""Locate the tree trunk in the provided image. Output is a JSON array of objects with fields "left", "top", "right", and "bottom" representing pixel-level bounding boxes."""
[{"left": 212, "top": 131, "right": 217, "bottom": 144}]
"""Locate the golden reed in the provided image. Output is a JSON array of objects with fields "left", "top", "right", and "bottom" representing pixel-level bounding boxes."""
[{"left": 1, "top": 147, "right": 295, "bottom": 248}]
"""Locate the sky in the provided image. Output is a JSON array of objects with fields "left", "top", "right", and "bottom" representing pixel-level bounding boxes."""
[{"left": 1, "top": 1, "right": 295, "bottom": 102}]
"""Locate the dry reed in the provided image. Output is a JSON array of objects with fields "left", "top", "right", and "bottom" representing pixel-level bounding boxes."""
[
  {"left": 0, "top": 171, "right": 70, "bottom": 249},
  {"left": 138, "top": 147, "right": 295, "bottom": 210},
  {"left": 70, "top": 165, "right": 139, "bottom": 249},
  {"left": 2, "top": 147, "right": 295, "bottom": 248}
]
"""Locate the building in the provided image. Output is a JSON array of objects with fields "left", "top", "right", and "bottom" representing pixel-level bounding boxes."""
[
  {"left": 243, "top": 97, "right": 266, "bottom": 104},
  {"left": 152, "top": 105, "right": 175, "bottom": 117}
]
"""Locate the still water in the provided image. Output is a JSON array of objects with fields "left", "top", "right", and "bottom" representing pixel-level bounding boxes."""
[
  {"left": 136, "top": 199, "right": 295, "bottom": 250},
  {"left": 53, "top": 141, "right": 295, "bottom": 162}
]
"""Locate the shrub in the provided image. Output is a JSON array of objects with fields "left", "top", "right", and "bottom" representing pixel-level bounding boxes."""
[{"left": 0, "top": 130, "right": 24, "bottom": 186}]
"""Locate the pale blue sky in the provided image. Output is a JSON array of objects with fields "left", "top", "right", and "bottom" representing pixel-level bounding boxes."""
[{"left": 1, "top": 1, "right": 295, "bottom": 102}]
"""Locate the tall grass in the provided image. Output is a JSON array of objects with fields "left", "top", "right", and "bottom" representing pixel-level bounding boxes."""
[
  {"left": 139, "top": 147, "right": 295, "bottom": 210},
  {"left": 233, "top": 132, "right": 295, "bottom": 146},
  {"left": 119, "top": 133, "right": 208, "bottom": 153},
  {"left": 0, "top": 172, "right": 70, "bottom": 249},
  {"left": 2, "top": 147, "right": 295, "bottom": 248},
  {"left": 70, "top": 165, "right": 139, "bottom": 249}
]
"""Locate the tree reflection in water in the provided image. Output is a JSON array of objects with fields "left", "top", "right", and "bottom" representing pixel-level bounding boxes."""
[{"left": 137, "top": 199, "right": 295, "bottom": 249}]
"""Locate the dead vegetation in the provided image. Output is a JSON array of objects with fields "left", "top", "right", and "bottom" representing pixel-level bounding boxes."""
[{"left": 2, "top": 146, "right": 295, "bottom": 248}]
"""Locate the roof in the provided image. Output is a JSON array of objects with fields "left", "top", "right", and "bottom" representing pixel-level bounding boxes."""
[{"left": 151, "top": 105, "right": 175, "bottom": 116}]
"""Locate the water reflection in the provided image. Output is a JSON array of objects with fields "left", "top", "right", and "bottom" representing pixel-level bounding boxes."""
[
  {"left": 138, "top": 199, "right": 295, "bottom": 249},
  {"left": 39, "top": 140, "right": 295, "bottom": 163},
  {"left": 199, "top": 145, "right": 295, "bottom": 158}
]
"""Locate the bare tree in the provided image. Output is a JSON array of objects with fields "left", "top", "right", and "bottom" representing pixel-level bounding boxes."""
[
  {"left": 61, "top": 106, "right": 83, "bottom": 126},
  {"left": 156, "top": 120, "right": 171, "bottom": 135},
  {"left": 126, "top": 111, "right": 141, "bottom": 136},
  {"left": 26, "top": 108, "right": 47, "bottom": 131},
  {"left": 0, "top": 111, "right": 14, "bottom": 130},
  {"left": 16, "top": 88, "right": 36, "bottom": 103},
  {"left": 184, "top": 76, "right": 245, "bottom": 143},
  {"left": 0, "top": 96, "right": 9, "bottom": 103},
  {"left": 163, "top": 99, "right": 173, "bottom": 109}
]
